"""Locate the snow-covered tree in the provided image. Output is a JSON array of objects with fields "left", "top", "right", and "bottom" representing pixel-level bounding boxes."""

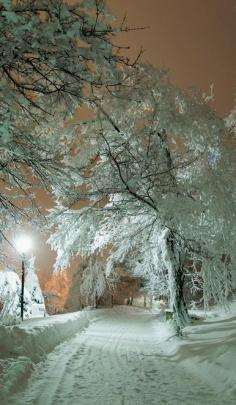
[
  {"left": 0, "top": 115, "right": 74, "bottom": 246},
  {"left": 0, "top": 0, "right": 126, "bottom": 113},
  {"left": 49, "top": 65, "right": 236, "bottom": 327},
  {"left": 79, "top": 258, "right": 107, "bottom": 307},
  {"left": 0, "top": 0, "right": 132, "bottom": 246},
  {"left": 0, "top": 268, "right": 22, "bottom": 324},
  {"left": 25, "top": 256, "right": 45, "bottom": 309},
  {"left": 225, "top": 99, "right": 236, "bottom": 138},
  {"left": 0, "top": 258, "right": 45, "bottom": 324}
]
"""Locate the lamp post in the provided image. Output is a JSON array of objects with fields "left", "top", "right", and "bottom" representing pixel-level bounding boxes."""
[
  {"left": 15, "top": 235, "right": 33, "bottom": 321},
  {"left": 20, "top": 256, "right": 25, "bottom": 321}
]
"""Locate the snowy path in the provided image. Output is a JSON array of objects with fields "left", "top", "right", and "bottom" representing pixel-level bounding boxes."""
[{"left": 10, "top": 307, "right": 227, "bottom": 405}]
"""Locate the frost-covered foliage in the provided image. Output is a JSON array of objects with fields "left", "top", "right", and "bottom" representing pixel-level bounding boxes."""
[
  {"left": 225, "top": 99, "right": 236, "bottom": 138},
  {"left": 24, "top": 257, "right": 45, "bottom": 308},
  {"left": 0, "top": 0, "right": 123, "bottom": 113},
  {"left": 0, "top": 258, "right": 45, "bottom": 324},
  {"left": 0, "top": 115, "right": 75, "bottom": 244},
  {"left": 49, "top": 65, "right": 236, "bottom": 325},
  {"left": 0, "top": 269, "right": 23, "bottom": 324},
  {"left": 49, "top": 207, "right": 102, "bottom": 270},
  {"left": 79, "top": 258, "right": 107, "bottom": 307},
  {"left": 0, "top": 0, "right": 127, "bottom": 243}
]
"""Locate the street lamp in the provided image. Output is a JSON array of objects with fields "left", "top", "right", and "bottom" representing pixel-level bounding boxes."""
[{"left": 15, "top": 235, "right": 33, "bottom": 321}]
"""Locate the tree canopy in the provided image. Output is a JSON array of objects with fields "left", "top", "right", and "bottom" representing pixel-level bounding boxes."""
[
  {"left": 1, "top": 2, "right": 235, "bottom": 328},
  {"left": 0, "top": 0, "right": 130, "bottom": 246},
  {"left": 49, "top": 65, "right": 236, "bottom": 325}
]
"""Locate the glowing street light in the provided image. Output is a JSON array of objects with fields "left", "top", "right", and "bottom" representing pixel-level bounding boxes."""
[
  {"left": 15, "top": 235, "right": 33, "bottom": 255},
  {"left": 15, "top": 234, "right": 33, "bottom": 321}
]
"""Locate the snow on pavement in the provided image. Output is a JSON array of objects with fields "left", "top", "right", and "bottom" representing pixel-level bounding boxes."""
[{"left": 8, "top": 306, "right": 232, "bottom": 405}]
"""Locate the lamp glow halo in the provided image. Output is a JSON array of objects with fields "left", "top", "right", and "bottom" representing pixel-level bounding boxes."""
[{"left": 15, "top": 235, "right": 33, "bottom": 254}]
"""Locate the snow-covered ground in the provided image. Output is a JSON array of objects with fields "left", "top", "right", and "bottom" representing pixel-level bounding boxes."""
[
  {"left": 0, "top": 309, "right": 96, "bottom": 401},
  {"left": 1, "top": 305, "right": 236, "bottom": 404}
]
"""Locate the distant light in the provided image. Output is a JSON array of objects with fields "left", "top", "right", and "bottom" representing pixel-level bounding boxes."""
[{"left": 15, "top": 235, "right": 33, "bottom": 254}]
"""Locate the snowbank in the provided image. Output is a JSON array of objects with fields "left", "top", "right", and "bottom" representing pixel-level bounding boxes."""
[
  {"left": 0, "top": 309, "right": 97, "bottom": 399},
  {"left": 158, "top": 302, "right": 236, "bottom": 400},
  {"left": 1, "top": 311, "right": 96, "bottom": 361}
]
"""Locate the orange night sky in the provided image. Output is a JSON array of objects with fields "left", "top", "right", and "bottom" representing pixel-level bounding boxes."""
[{"left": 109, "top": 0, "right": 236, "bottom": 115}]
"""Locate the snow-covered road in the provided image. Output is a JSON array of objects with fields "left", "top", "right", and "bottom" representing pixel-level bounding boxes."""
[{"left": 9, "top": 307, "right": 228, "bottom": 405}]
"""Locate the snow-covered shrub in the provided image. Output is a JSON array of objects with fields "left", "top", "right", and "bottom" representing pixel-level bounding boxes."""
[{"left": 0, "top": 259, "right": 46, "bottom": 325}]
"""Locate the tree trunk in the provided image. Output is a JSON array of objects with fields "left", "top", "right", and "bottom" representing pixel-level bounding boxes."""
[{"left": 166, "top": 231, "right": 190, "bottom": 329}]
